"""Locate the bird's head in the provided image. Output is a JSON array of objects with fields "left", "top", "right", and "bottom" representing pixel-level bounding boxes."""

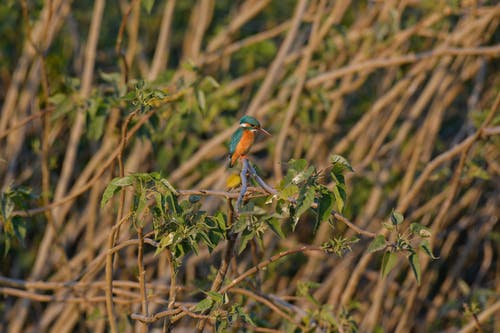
[{"left": 239, "top": 115, "right": 271, "bottom": 136}]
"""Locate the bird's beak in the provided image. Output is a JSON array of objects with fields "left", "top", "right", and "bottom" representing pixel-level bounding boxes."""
[{"left": 258, "top": 127, "right": 272, "bottom": 136}]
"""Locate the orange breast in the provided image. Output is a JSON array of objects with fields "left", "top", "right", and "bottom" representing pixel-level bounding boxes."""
[
  {"left": 237, "top": 130, "right": 255, "bottom": 155},
  {"left": 231, "top": 130, "right": 255, "bottom": 166}
]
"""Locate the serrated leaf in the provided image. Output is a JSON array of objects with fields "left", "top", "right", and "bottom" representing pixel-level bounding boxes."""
[
  {"left": 409, "top": 253, "right": 421, "bottom": 285},
  {"left": 420, "top": 239, "right": 439, "bottom": 259},
  {"left": 367, "top": 235, "right": 387, "bottom": 253},
  {"left": 390, "top": 210, "right": 404, "bottom": 225},
  {"left": 381, "top": 251, "right": 398, "bottom": 278},
  {"left": 193, "top": 298, "right": 214, "bottom": 313}
]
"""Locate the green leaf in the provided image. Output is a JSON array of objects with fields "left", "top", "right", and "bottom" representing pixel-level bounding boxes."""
[
  {"left": 238, "top": 228, "right": 254, "bottom": 255},
  {"left": 196, "top": 89, "right": 206, "bottom": 112},
  {"left": 142, "top": 0, "right": 155, "bottom": 14},
  {"left": 279, "top": 184, "right": 299, "bottom": 200},
  {"left": 205, "top": 291, "right": 224, "bottom": 303},
  {"left": 390, "top": 210, "right": 404, "bottom": 226},
  {"left": 408, "top": 253, "right": 421, "bottom": 285},
  {"left": 160, "top": 178, "right": 178, "bottom": 194},
  {"left": 410, "top": 223, "right": 431, "bottom": 238},
  {"left": 382, "top": 222, "right": 395, "bottom": 231},
  {"left": 111, "top": 176, "right": 134, "bottom": 187},
  {"left": 193, "top": 298, "right": 214, "bottom": 313},
  {"left": 330, "top": 154, "right": 354, "bottom": 174},
  {"left": 467, "top": 162, "right": 490, "bottom": 180},
  {"left": 296, "top": 187, "right": 315, "bottom": 217},
  {"left": 289, "top": 159, "right": 308, "bottom": 173},
  {"left": 132, "top": 190, "right": 147, "bottom": 227},
  {"left": 420, "top": 239, "right": 439, "bottom": 259},
  {"left": 367, "top": 235, "right": 387, "bottom": 253},
  {"left": 233, "top": 304, "right": 256, "bottom": 326},
  {"left": 315, "top": 191, "right": 334, "bottom": 234},
  {"left": 291, "top": 166, "right": 315, "bottom": 185},
  {"left": 381, "top": 251, "right": 398, "bottom": 278},
  {"left": 266, "top": 217, "right": 285, "bottom": 238},
  {"left": 331, "top": 182, "right": 346, "bottom": 212},
  {"left": 101, "top": 176, "right": 133, "bottom": 207},
  {"left": 12, "top": 216, "right": 27, "bottom": 246},
  {"left": 199, "top": 75, "right": 221, "bottom": 91}
]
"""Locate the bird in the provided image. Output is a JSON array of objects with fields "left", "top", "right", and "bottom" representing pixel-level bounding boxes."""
[{"left": 228, "top": 115, "right": 271, "bottom": 168}]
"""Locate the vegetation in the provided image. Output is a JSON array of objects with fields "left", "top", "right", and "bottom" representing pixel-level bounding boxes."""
[{"left": 1, "top": 0, "right": 499, "bottom": 332}]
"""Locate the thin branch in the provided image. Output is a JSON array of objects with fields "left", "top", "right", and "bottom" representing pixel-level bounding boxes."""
[
  {"left": 220, "top": 245, "right": 324, "bottom": 294},
  {"left": 247, "top": 160, "right": 277, "bottom": 195},
  {"left": 162, "top": 249, "right": 178, "bottom": 332},
  {"left": 236, "top": 159, "right": 250, "bottom": 209},
  {"left": 136, "top": 227, "right": 148, "bottom": 333},
  {"left": 306, "top": 45, "right": 500, "bottom": 88}
]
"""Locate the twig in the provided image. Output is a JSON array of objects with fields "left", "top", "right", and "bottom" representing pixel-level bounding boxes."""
[
  {"left": 458, "top": 300, "right": 500, "bottom": 333},
  {"left": 306, "top": 45, "right": 500, "bottom": 88},
  {"left": 220, "top": 245, "right": 324, "bottom": 293},
  {"left": 247, "top": 160, "right": 277, "bottom": 195},
  {"left": 330, "top": 211, "right": 377, "bottom": 238},
  {"left": 236, "top": 159, "right": 250, "bottom": 209},
  {"left": 115, "top": 0, "right": 136, "bottom": 85},
  {"left": 178, "top": 187, "right": 268, "bottom": 199},
  {"left": 131, "top": 308, "right": 182, "bottom": 324},
  {"left": 137, "top": 227, "right": 148, "bottom": 333},
  {"left": 162, "top": 249, "right": 178, "bottom": 332},
  {"left": 231, "top": 287, "right": 307, "bottom": 330}
]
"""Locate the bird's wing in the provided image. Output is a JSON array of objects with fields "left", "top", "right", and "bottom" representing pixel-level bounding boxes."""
[{"left": 229, "top": 128, "right": 243, "bottom": 155}]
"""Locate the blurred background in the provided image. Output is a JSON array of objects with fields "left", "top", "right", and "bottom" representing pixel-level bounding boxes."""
[{"left": 0, "top": 0, "right": 499, "bottom": 332}]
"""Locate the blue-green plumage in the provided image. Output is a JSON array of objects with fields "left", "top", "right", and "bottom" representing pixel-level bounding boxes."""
[{"left": 229, "top": 128, "right": 244, "bottom": 156}]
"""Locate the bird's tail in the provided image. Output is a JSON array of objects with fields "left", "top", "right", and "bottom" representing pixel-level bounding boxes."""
[{"left": 227, "top": 154, "right": 234, "bottom": 168}]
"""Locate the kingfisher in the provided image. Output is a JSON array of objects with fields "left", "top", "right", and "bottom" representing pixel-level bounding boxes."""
[{"left": 228, "top": 115, "right": 271, "bottom": 168}]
